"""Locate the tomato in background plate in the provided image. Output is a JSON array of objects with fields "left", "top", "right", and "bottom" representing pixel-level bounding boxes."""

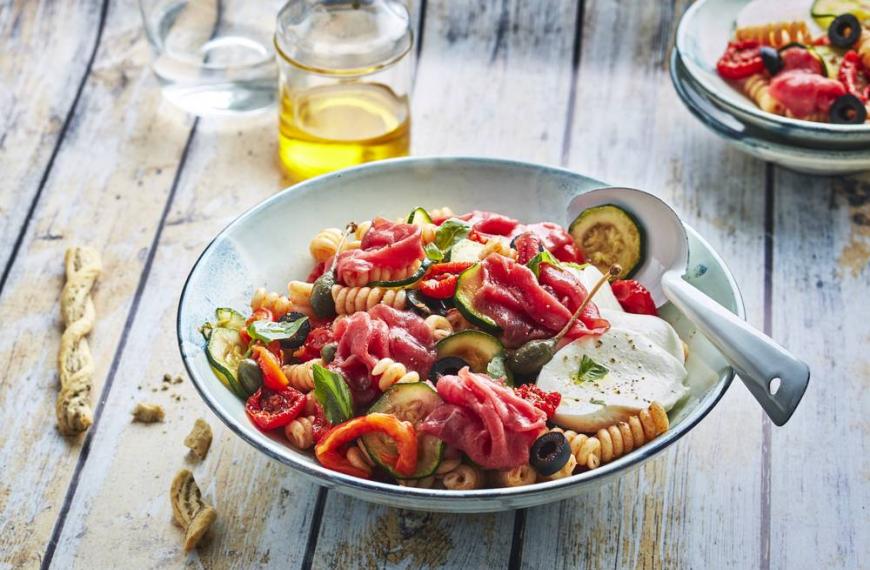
[
  {"left": 716, "top": 40, "right": 764, "bottom": 80},
  {"left": 611, "top": 280, "right": 657, "bottom": 316}
]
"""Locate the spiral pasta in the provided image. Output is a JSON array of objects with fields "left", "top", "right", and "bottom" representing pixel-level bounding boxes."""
[
  {"left": 445, "top": 308, "right": 473, "bottom": 333},
  {"left": 420, "top": 223, "right": 437, "bottom": 244},
  {"left": 442, "top": 464, "right": 484, "bottom": 490},
  {"left": 281, "top": 358, "right": 322, "bottom": 392},
  {"left": 740, "top": 74, "right": 784, "bottom": 115},
  {"left": 785, "top": 109, "right": 827, "bottom": 123},
  {"left": 538, "top": 455, "right": 577, "bottom": 481},
  {"left": 309, "top": 228, "right": 361, "bottom": 263},
  {"left": 285, "top": 415, "right": 316, "bottom": 450},
  {"left": 428, "top": 206, "right": 455, "bottom": 220},
  {"left": 734, "top": 21, "right": 812, "bottom": 47},
  {"left": 251, "top": 287, "right": 293, "bottom": 318},
  {"left": 331, "top": 285, "right": 407, "bottom": 315},
  {"left": 490, "top": 464, "right": 537, "bottom": 487},
  {"left": 424, "top": 314, "right": 453, "bottom": 341},
  {"left": 342, "top": 259, "right": 423, "bottom": 287},
  {"left": 858, "top": 30, "right": 870, "bottom": 70},
  {"left": 371, "top": 358, "right": 420, "bottom": 391},
  {"left": 346, "top": 444, "right": 374, "bottom": 476},
  {"left": 553, "top": 402, "right": 670, "bottom": 471},
  {"left": 287, "top": 280, "right": 314, "bottom": 317},
  {"left": 355, "top": 220, "right": 372, "bottom": 241},
  {"left": 478, "top": 237, "right": 516, "bottom": 260}
]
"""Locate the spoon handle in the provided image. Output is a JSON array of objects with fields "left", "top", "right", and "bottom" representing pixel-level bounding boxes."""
[{"left": 662, "top": 270, "right": 809, "bottom": 426}]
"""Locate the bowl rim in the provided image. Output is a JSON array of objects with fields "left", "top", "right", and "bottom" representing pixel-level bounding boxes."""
[
  {"left": 177, "top": 156, "right": 745, "bottom": 504},
  {"left": 675, "top": 0, "right": 870, "bottom": 135}
]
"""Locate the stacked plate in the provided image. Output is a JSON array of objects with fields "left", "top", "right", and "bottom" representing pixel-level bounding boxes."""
[{"left": 672, "top": 0, "right": 870, "bottom": 174}]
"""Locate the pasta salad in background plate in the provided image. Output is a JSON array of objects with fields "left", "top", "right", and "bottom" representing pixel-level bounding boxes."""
[{"left": 199, "top": 204, "right": 690, "bottom": 490}]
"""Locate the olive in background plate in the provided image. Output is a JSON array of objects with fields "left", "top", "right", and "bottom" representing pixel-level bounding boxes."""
[
  {"left": 278, "top": 311, "right": 311, "bottom": 349},
  {"left": 828, "top": 14, "right": 862, "bottom": 48},
  {"left": 760, "top": 46, "right": 783, "bottom": 75},
  {"left": 829, "top": 94, "right": 867, "bottom": 124},
  {"left": 237, "top": 358, "right": 263, "bottom": 396},
  {"left": 529, "top": 431, "right": 571, "bottom": 476}
]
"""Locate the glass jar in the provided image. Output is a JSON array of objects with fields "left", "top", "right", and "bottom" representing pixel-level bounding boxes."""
[{"left": 275, "top": 0, "right": 413, "bottom": 181}]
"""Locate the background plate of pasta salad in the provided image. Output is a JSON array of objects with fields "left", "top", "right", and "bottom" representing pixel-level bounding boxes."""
[
  {"left": 177, "top": 157, "right": 744, "bottom": 513},
  {"left": 676, "top": 0, "right": 870, "bottom": 146}
]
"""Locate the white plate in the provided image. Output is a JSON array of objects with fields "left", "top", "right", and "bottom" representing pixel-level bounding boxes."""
[
  {"left": 676, "top": 0, "right": 870, "bottom": 147},
  {"left": 177, "top": 157, "right": 744, "bottom": 512}
]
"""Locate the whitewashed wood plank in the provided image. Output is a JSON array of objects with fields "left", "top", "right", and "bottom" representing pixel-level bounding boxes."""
[
  {"left": 521, "top": 0, "right": 767, "bottom": 568},
  {"left": 311, "top": 0, "right": 581, "bottom": 567},
  {"left": 0, "top": 0, "right": 195, "bottom": 565},
  {"left": 0, "top": 0, "right": 103, "bottom": 275},
  {"left": 768, "top": 173, "right": 869, "bottom": 570},
  {"left": 49, "top": 112, "right": 326, "bottom": 569}
]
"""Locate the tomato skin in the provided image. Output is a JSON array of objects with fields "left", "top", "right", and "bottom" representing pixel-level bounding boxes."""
[
  {"left": 611, "top": 280, "right": 658, "bottom": 316},
  {"left": 716, "top": 40, "right": 764, "bottom": 80},
  {"left": 513, "top": 232, "right": 544, "bottom": 265},
  {"left": 246, "top": 387, "right": 305, "bottom": 430},
  {"left": 315, "top": 413, "right": 418, "bottom": 478},
  {"left": 427, "top": 261, "right": 474, "bottom": 275},
  {"left": 294, "top": 325, "right": 334, "bottom": 362},
  {"left": 419, "top": 273, "right": 458, "bottom": 299},
  {"left": 252, "top": 345, "right": 289, "bottom": 390},
  {"left": 838, "top": 51, "right": 869, "bottom": 102},
  {"left": 514, "top": 384, "right": 561, "bottom": 419},
  {"left": 307, "top": 262, "right": 326, "bottom": 283}
]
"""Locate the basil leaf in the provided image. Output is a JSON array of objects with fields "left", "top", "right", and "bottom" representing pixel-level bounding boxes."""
[
  {"left": 526, "top": 250, "right": 560, "bottom": 277},
  {"left": 247, "top": 317, "right": 308, "bottom": 343},
  {"left": 424, "top": 242, "right": 444, "bottom": 262},
  {"left": 572, "top": 355, "right": 609, "bottom": 384},
  {"left": 433, "top": 219, "right": 470, "bottom": 251},
  {"left": 312, "top": 364, "right": 353, "bottom": 424},
  {"left": 486, "top": 355, "right": 514, "bottom": 387}
]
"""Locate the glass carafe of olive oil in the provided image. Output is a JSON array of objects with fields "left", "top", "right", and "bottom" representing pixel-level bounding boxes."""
[{"left": 275, "top": 0, "right": 412, "bottom": 181}]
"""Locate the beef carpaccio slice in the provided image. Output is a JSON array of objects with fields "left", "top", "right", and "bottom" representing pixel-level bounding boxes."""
[{"left": 336, "top": 217, "right": 424, "bottom": 286}]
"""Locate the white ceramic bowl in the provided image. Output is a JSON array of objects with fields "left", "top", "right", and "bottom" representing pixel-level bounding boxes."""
[
  {"left": 672, "top": 50, "right": 870, "bottom": 175},
  {"left": 177, "top": 157, "right": 744, "bottom": 512},
  {"left": 676, "top": 0, "right": 870, "bottom": 148}
]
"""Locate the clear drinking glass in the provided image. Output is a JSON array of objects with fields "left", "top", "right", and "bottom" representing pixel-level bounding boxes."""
[
  {"left": 140, "top": 0, "right": 280, "bottom": 115},
  {"left": 275, "top": 0, "right": 413, "bottom": 181}
]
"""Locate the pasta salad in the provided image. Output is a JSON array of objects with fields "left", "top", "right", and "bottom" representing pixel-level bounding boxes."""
[
  {"left": 715, "top": 0, "right": 870, "bottom": 124},
  {"left": 200, "top": 205, "right": 689, "bottom": 489}
]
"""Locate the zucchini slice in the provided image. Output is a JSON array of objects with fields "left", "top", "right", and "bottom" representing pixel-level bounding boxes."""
[
  {"left": 453, "top": 264, "right": 502, "bottom": 335},
  {"left": 362, "top": 383, "right": 444, "bottom": 479},
  {"left": 206, "top": 327, "right": 247, "bottom": 399},
  {"left": 215, "top": 307, "right": 246, "bottom": 331},
  {"left": 811, "top": 0, "right": 870, "bottom": 27},
  {"left": 569, "top": 204, "right": 644, "bottom": 279},
  {"left": 436, "top": 330, "right": 505, "bottom": 374},
  {"left": 367, "top": 261, "right": 429, "bottom": 288},
  {"left": 407, "top": 207, "right": 434, "bottom": 225},
  {"left": 449, "top": 239, "right": 485, "bottom": 263}
]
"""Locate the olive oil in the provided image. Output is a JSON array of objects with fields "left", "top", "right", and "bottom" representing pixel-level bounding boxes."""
[{"left": 278, "top": 82, "right": 410, "bottom": 181}]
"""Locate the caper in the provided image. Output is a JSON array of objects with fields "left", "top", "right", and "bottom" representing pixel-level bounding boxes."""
[
  {"left": 237, "top": 358, "right": 263, "bottom": 396},
  {"left": 506, "top": 339, "right": 557, "bottom": 376},
  {"left": 310, "top": 272, "right": 337, "bottom": 318},
  {"left": 321, "top": 342, "right": 338, "bottom": 364}
]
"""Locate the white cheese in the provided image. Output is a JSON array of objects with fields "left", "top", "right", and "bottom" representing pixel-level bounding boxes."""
[
  {"left": 598, "top": 309, "right": 685, "bottom": 363},
  {"left": 562, "top": 263, "right": 624, "bottom": 313}
]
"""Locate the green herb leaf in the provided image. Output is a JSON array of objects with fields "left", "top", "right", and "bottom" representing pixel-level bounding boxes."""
[
  {"left": 424, "top": 242, "right": 445, "bottom": 262},
  {"left": 572, "top": 355, "right": 609, "bottom": 384},
  {"left": 312, "top": 365, "right": 354, "bottom": 424},
  {"left": 526, "top": 250, "right": 560, "bottom": 277},
  {"left": 247, "top": 317, "right": 308, "bottom": 343},
  {"left": 486, "top": 355, "right": 514, "bottom": 386},
  {"left": 433, "top": 219, "right": 470, "bottom": 251}
]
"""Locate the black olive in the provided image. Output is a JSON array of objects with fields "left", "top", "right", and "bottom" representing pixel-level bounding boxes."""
[
  {"left": 530, "top": 432, "right": 572, "bottom": 476},
  {"left": 277, "top": 311, "right": 311, "bottom": 349},
  {"left": 310, "top": 272, "right": 337, "bottom": 318},
  {"left": 760, "top": 46, "right": 783, "bottom": 75},
  {"left": 406, "top": 289, "right": 451, "bottom": 317},
  {"left": 428, "top": 356, "right": 469, "bottom": 382},
  {"left": 321, "top": 342, "right": 338, "bottom": 364},
  {"left": 829, "top": 94, "right": 868, "bottom": 125},
  {"left": 237, "top": 358, "right": 263, "bottom": 396},
  {"left": 828, "top": 13, "right": 862, "bottom": 48}
]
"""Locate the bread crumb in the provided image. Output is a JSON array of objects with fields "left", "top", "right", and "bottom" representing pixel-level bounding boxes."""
[
  {"left": 184, "top": 418, "right": 213, "bottom": 459},
  {"left": 132, "top": 402, "right": 165, "bottom": 423},
  {"left": 170, "top": 469, "right": 216, "bottom": 551}
]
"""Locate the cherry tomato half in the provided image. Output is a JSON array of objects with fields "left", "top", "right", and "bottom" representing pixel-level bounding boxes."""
[
  {"left": 245, "top": 387, "right": 305, "bottom": 430},
  {"left": 716, "top": 40, "right": 764, "bottom": 80}
]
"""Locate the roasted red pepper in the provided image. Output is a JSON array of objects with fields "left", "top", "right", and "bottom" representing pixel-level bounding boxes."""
[
  {"left": 427, "top": 261, "right": 474, "bottom": 275},
  {"left": 716, "top": 40, "right": 764, "bottom": 80},
  {"left": 514, "top": 384, "right": 561, "bottom": 419},
  {"left": 611, "top": 280, "right": 658, "bottom": 316},
  {"left": 245, "top": 387, "right": 305, "bottom": 430},
  {"left": 419, "top": 261, "right": 473, "bottom": 299},
  {"left": 252, "top": 345, "right": 289, "bottom": 390},
  {"left": 315, "top": 413, "right": 418, "bottom": 478},
  {"left": 838, "top": 50, "right": 869, "bottom": 101}
]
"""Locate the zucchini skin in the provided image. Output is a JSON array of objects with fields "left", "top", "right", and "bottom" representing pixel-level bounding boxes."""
[
  {"left": 453, "top": 264, "right": 503, "bottom": 335},
  {"left": 569, "top": 204, "right": 645, "bottom": 279}
]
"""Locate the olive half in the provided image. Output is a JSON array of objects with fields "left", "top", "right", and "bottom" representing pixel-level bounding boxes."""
[
  {"left": 828, "top": 14, "right": 862, "bottom": 48},
  {"left": 429, "top": 356, "right": 469, "bottom": 382},
  {"left": 406, "top": 289, "right": 451, "bottom": 317},
  {"left": 530, "top": 432, "right": 572, "bottom": 477},
  {"left": 278, "top": 311, "right": 311, "bottom": 349},
  {"left": 760, "top": 46, "right": 783, "bottom": 75},
  {"left": 237, "top": 358, "right": 263, "bottom": 396},
  {"left": 829, "top": 94, "right": 867, "bottom": 125}
]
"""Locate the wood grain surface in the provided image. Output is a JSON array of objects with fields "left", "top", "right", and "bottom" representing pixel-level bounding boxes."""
[{"left": 0, "top": 0, "right": 866, "bottom": 568}]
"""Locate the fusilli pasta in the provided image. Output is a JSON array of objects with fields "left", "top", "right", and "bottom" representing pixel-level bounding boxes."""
[
  {"left": 537, "top": 455, "right": 577, "bottom": 481},
  {"left": 285, "top": 415, "right": 316, "bottom": 449},
  {"left": 445, "top": 308, "right": 473, "bottom": 333},
  {"left": 734, "top": 20, "right": 812, "bottom": 47},
  {"left": 442, "top": 464, "right": 484, "bottom": 490},
  {"left": 858, "top": 30, "right": 870, "bottom": 70},
  {"left": 342, "top": 259, "right": 423, "bottom": 287},
  {"left": 281, "top": 358, "right": 322, "bottom": 392},
  {"left": 478, "top": 237, "right": 516, "bottom": 260},
  {"left": 251, "top": 287, "right": 293, "bottom": 318},
  {"left": 332, "top": 285, "right": 407, "bottom": 314},
  {"left": 346, "top": 443, "right": 374, "bottom": 476},
  {"left": 740, "top": 74, "right": 784, "bottom": 115},
  {"left": 372, "top": 358, "right": 420, "bottom": 391},
  {"left": 309, "top": 227, "right": 361, "bottom": 263},
  {"left": 428, "top": 206, "right": 455, "bottom": 220},
  {"left": 287, "top": 280, "right": 314, "bottom": 316},
  {"left": 490, "top": 464, "right": 537, "bottom": 487},
  {"left": 420, "top": 223, "right": 437, "bottom": 244},
  {"left": 424, "top": 314, "right": 453, "bottom": 341}
]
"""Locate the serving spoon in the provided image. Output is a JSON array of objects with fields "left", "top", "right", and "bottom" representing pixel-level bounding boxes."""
[{"left": 567, "top": 187, "right": 810, "bottom": 426}]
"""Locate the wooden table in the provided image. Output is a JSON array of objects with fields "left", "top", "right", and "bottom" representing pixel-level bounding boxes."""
[{"left": 1, "top": 0, "right": 867, "bottom": 568}]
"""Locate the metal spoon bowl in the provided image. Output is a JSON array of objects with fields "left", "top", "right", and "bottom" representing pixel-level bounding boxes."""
[{"left": 568, "top": 187, "right": 810, "bottom": 426}]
